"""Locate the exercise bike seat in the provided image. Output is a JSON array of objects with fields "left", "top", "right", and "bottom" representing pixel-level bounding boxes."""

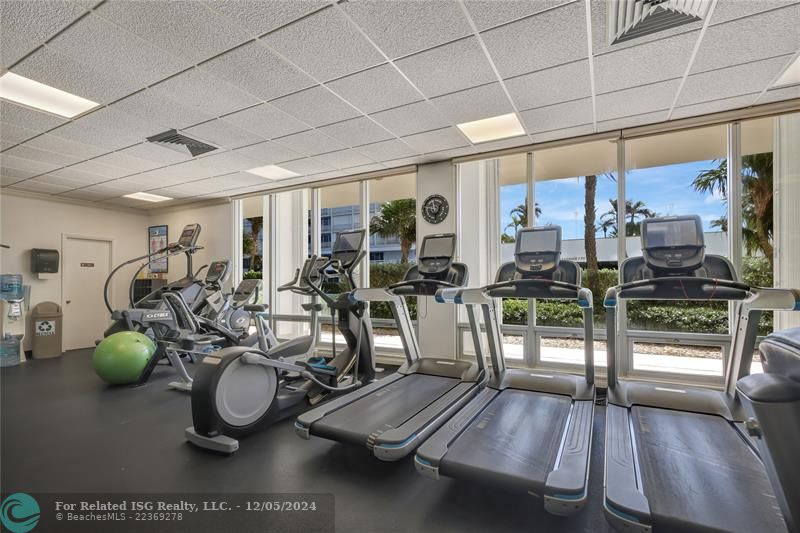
[{"left": 266, "top": 335, "right": 315, "bottom": 361}]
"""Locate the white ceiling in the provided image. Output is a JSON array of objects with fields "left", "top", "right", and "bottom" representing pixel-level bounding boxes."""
[{"left": 1, "top": 0, "right": 799, "bottom": 210}]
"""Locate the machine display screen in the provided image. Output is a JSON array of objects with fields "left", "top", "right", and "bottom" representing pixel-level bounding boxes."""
[
  {"left": 333, "top": 230, "right": 364, "bottom": 253},
  {"left": 422, "top": 236, "right": 455, "bottom": 259},
  {"left": 518, "top": 229, "right": 558, "bottom": 253},
  {"left": 178, "top": 224, "right": 199, "bottom": 247},
  {"left": 645, "top": 219, "right": 700, "bottom": 248}
]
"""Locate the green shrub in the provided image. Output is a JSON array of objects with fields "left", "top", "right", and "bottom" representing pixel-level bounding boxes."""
[
  {"left": 742, "top": 256, "right": 773, "bottom": 288},
  {"left": 503, "top": 299, "right": 528, "bottom": 325},
  {"left": 367, "top": 262, "right": 417, "bottom": 320},
  {"left": 243, "top": 270, "right": 262, "bottom": 280}
]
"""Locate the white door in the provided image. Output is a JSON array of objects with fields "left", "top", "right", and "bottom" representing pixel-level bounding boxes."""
[{"left": 63, "top": 236, "right": 112, "bottom": 350}]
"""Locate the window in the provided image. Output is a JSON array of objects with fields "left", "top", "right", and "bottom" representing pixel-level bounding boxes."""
[
  {"left": 533, "top": 140, "right": 616, "bottom": 366},
  {"left": 368, "top": 173, "right": 416, "bottom": 351},
  {"left": 625, "top": 125, "right": 729, "bottom": 377}
]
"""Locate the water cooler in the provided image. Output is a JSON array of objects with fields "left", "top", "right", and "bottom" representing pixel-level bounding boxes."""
[{"left": 1, "top": 274, "right": 29, "bottom": 366}]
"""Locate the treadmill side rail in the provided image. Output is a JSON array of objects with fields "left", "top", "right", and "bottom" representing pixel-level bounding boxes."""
[
  {"left": 604, "top": 405, "right": 652, "bottom": 532},
  {"left": 544, "top": 399, "right": 595, "bottom": 515},
  {"left": 373, "top": 381, "right": 482, "bottom": 461},
  {"left": 414, "top": 388, "right": 499, "bottom": 477},
  {"left": 295, "top": 372, "right": 405, "bottom": 436}
]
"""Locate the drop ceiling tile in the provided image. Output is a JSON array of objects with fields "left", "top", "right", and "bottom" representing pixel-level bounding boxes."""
[
  {"left": 4, "top": 144, "right": 82, "bottom": 167},
  {"left": 10, "top": 179, "right": 73, "bottom": 194},
  {"left": 340, "top": 163, "right": 385, "bottom": 175},
  {"left": 327, "top": 64, "right": 421, "bottom": 114},
  {"left": 279, "top": 157, "right": 336, "bottom": 176},
  {"left": 588, "top": 0, "right": 702, "bottom": 56},
  {"left": 95, "top": 0, "right": 250, "bottom": 64},
  {"left": 430, "top": 83, "right": 512, "bottom": 124},
  {"left": 395, "top": 37, "right": 496, "bottom": 98},
  {"left": 204, "top": 0, "right": 326, "bottom": 37},
  {"left": 270, "top": 86, "right": 360, "bottom": 128},
  {"left": 677, "top": 55, "right": 794, "bottom": 107},
  {"left": 184, "top": 119, "right": 264, "bottom": 150},
  {"left": 317, "top": 117, "right": 394, "bottom": 148},
  {"left": 481, "top": 2, "right": 587, "bottom": 78},
  {"left": 111, "top": 90, "right": 215, "bottom": 132},
  {"left": 0, "top": 153, "right": 60, "bottom": 175},
  {"left": 201, "top": 41, "right": 315, "bottom": 101},
  {"left": 234, "top": 141, "right": 302, "bottom": 165},
  {"left": 355, "top": 139, "right": 418, "bottom": 162},
  {"left": 341, "top": 0, "right": 472, "bottom": 59},
  {"left": 89, "top": 151, "right": 161, "bottom": 173},
  {"left": 195, "top": 150, "right": 262, "bottom": 173},
  {"left": 370, "top": 101, "right": 451, "bottom": 137},
  {"left": 519, "top": 98, "right": 592, "bottom": 133},
  {"left": 711, "top": 0, "right": 799, "bottom": 26},
  {"left": 23, "top": 133, "right": 107, "bottom": 160},
  {"left": 0, "top": 0, "right": 88, "bottom": 68},
  {"left": 692, "top": 6, "right": 800, "bottom": 74},
  {"left": 314, "top": 149, "right": 374, "bottom": 170},
  {"left": 214, "top": 171, "right": 267, "bottom": 188},
  {"left": 0, "top": 101, "right": 67, "bottom": 134},
  {"left": 596, "top": 79, "right": 680, "bottom": 121},
  {"left": 464, "top": 0, "right": 569, "bottom": 31},
  {"left": 13, "top": 46, "right": 138, "bottom": 104},
  {"left": 261, "top": 7, "right": 384, "bottom": 82},
  {"left": 118, "top": 171, "right": 185, "bottom": 188},
  {"left": 1, "top": 141, "right": 14, "bottom": 151},
  {"left": 28, "top": 173, "right": 90, "bottom": 188},
  {"left": 0, "top": 121, "right": 44, "bottom": 147},
  {"left": 222, "top": 104, "right": 309, "bottom": 140},
  {"left": 115, "top": 143, "right": 192, "bottom": 166},
  {"left": 149, "top": 68, "right": 261, "bottom": 119},
  {"left": 273, "top": 129, "right": 348, "bottom": 156},
  {"left": 65, "top": 159, "right": 133, "bottom": 179},
  {"left": 47, "top": 14, "right": 188, "bottom": 87},
  {"left": 48, "top": 165, "right": 108, "bottom": 184},
  {"left": 530, "top": 123, "right": 594, "bottom": 143},
  {"left": 46, "top": 121, "right": 123, "bottom": 152},
  {"left": 593, "top": 33, "right": 698, "bottom": 94},
  {"left": 401, "top": 127, "right": 470, "bottom": 153},
  {"left": 60, "top": 188, "right": 118, "bottom": 201},
  {"left": 757, "top": 85, "right": 800, "bottom": 104},
  {"left": 596, "top": 111, "right": 669, "bottom": 132},
  {"left": 505, "top": 60, "right": 591, "bottom": 111},
  {"left": 0, "top": 165, "right": 36, "bottom": 184},
  {"left": 671, "top": 94, "right": 758, "bottom": 120}
]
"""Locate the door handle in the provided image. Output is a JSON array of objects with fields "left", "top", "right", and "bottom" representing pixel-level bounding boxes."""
[{"left": 66, "top": 300, "right": 71, "bottom": 304}]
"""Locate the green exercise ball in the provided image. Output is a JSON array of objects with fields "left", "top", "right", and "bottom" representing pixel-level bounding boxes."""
[{"left": 93, "top": 331, "right": 156, "bottom": 385}]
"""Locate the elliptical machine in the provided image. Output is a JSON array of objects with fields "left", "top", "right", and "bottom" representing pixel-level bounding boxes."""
[{"left": 185, "top": 229, "right": 376, "bottom": 454}]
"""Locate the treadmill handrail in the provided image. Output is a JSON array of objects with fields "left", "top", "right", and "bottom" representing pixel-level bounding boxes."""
[
  {"left": 484, "top": 278, "right": 591, "bottom": 304},
  {"left": 604, "top": 276, "right": 751, "bottom": 305},
  {"left": 349, "top": 288, "right": 421, "bottom": 365}
]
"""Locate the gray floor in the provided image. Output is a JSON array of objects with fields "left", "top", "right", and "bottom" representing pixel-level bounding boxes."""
[{"left": 1, "top": 349, "right": 612, "bottom": 533}]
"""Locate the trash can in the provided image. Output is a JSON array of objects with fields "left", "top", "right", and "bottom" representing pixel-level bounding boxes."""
[{"left": 31, "top": 302, "right": 63, "bottom": 359}]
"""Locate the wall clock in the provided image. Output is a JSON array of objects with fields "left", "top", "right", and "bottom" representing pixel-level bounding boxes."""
[{"left": 421, "top": 194, "right": 449, "bottom": 224}]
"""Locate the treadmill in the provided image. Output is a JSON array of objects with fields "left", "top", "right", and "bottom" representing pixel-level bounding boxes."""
[
  {"left": 415, "top": 226, "right": 597, "bottom": 516},
  {"left": 603, "top": 215, "right": 799, "bottom": 533},
  {"left": 295, "top": 233, "right": 487, "bottom": 461}
]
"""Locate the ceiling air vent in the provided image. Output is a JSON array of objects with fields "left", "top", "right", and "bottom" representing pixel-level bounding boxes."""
[
  {"left": 146, "top": 129, "right": 218, "bottom": 157},
  {"left": 608, "top": 0, "right": 712, "bottom": 45}
]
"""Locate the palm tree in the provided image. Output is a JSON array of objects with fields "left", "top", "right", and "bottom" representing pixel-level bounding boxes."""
[
  {"left": 583, "top": 173, "right": 616, "bottom": 270},
  {"left": 600, "top": 199, "right": 656, "bottom": 237},
  {"left": 693, "top": 154, "right": 773, "bottom": 266},
  {"left": 503, "top": 198, "right": 542, "bottom": 241},
  {"left": 369, "top": 198, "right": 416, "bottom": 264}
]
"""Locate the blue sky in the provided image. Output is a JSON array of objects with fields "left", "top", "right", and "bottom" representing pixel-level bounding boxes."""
[{"left": 500, "top": 160, "right": 727, "bottom": 240}]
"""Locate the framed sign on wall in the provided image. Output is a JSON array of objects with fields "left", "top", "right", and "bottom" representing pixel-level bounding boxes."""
[{"left": 148, "top": 225, "right": 168, "bottom": 274}]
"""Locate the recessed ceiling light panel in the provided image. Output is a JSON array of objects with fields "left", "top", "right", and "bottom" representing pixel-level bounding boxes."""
[
  {"left": 246, "top": 165, "right": 300, "bottom": 180},
  {"left": 457, "top": 113, "right": 526, "bottom": 143},
  {"left": 0, "top": 72, "right": 99, "bottom": 118},
  {"left": 123, "top": 192, "right": 173, "bottom": 202},
  {"left": 774, "top": 55, "right": 800, "bottom": 87}
]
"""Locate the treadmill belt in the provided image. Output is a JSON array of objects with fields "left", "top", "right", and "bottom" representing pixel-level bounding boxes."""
[
  {"left": 311, "top": 374, "right": 460, "bottom": 445},
  {"left": 441, "top": 390, "right": 570, "bottom": 491},
  {"left": 632, "top": 407, "right": 786, "bottom": 533}
]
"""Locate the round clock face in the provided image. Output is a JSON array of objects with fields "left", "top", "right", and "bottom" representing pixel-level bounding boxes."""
[{"left": 421, "top": 194, "right": 449, "bottom": 224}]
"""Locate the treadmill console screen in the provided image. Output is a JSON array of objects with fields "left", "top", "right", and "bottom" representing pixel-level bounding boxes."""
[
  {"left": 178, "top": 223, "right": 201, "bottom": 248},
  {"left": 641, "top": 215, "right": 705, "bottom": 272},
  {"left": 331, "top": 229, "right": 366, "bottom": 268},
  {"left": 515, "top": 226, "right": 562, "bottom": 276},
  {"left": 418, "top": 234, "right": 455, "bottom": 275},
  {"left": 232, "top": 278, "right": 261, "bottom": 304}
]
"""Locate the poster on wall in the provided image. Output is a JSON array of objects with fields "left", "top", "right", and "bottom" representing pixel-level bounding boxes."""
[{"left": 148, "top": 225, "right": 168, "bottom": 274}]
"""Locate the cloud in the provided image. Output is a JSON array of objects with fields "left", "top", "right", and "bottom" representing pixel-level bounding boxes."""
[{"left": 704, "top": 189, "right": 725, "bottom": 204}]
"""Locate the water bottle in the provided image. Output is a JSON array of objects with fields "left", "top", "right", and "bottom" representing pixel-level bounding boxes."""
[
  {"left": 0, "top": 334, "right": 21, "bottom": 367},
  {"left": 0, "top": 274, "right": 23, "bottom": 301}
]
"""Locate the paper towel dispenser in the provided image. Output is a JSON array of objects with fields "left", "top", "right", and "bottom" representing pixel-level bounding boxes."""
[{"left": 31, "top": 249, "right": 59, "bottom": 274}]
